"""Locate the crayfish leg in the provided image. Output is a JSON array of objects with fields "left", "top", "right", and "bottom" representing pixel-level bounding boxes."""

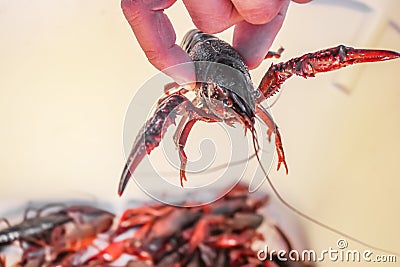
[
  {"left": 163, "top": 82, "right": 189, "bottom": 96},
  {"left": 0, "top": 218, "right": 10, "bottom": 228},
  {"left": 173, "top": 99, "right": 199, "bottom": 146},
  {"left": 173, "top": 114, "right": 188, "bottom": 146},
  {"left": 256, "top": 105, "right": 288, "bottom": 174},
  {"left": 178, "top": 118, "right": 198, "bottom": 187},
  {"left": 177, "top": 114, "right": 219, "bottom": 187},
  {"left": 188, "top": 215, "right": 225, "bottom": 253},
  {"left": 264, "top": 47, "right": 284, "bottom": 60}
]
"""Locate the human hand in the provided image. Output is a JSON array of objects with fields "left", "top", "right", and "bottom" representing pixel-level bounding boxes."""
[{"left": 121, "top": 0, "right": 312, "bottom": 85}]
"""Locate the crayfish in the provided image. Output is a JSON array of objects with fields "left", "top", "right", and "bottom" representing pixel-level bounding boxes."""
[
  {"left": 0, "top": 205, "right": 114, "bottom": 266},
  {"left": 118, "top": 29, "right": 399, "bottom": 195},
  {"left": 84, "top": 184, "right": 305, "bottom": 266},
  {"left": 0, "top": 184, "right": 307, "bottom": 266}
]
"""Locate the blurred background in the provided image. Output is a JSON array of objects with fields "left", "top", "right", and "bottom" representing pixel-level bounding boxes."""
[{"left": 0, "top": 0, "right": 399, "bottom": 266}]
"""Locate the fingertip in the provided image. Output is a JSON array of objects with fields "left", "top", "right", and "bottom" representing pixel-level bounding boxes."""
[
  {"left": 233, "top": 2, "right": 289, "bottom": 69},
  {"left": 292, "top": 0, "right": 312, "bottom": 3},
  {"left": 231, "top": 0, "right": 287, "bottom": 25},
  {"left": 246, "top": 58, "right": 263, "bottom": 70},
  {"left": 182, "top": 0, "right": 241, "bottom": 34},
  {"left": 233, "top": 22, "right": 273, "bottom": 69}
]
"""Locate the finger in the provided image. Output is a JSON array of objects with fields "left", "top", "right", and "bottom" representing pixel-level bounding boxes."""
[
  {"left": 182, "top": 0, "right": 241, "bottom": 33},
  {"left": 121, "top": 0, "right": 195, "bottom": 86},
  {"left": 231, "top": 0, "right": 287, "bottom": 25},
  {"left": 232, "top": 1, "right": 290, "bottom": 69},
  {"left": 292, "top": 0, "right": 312, "bottom": 3}
]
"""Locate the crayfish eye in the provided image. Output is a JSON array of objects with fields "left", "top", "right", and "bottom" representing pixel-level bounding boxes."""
[{"left": 223, "top": 99, "right": 233, "bottom": 107}]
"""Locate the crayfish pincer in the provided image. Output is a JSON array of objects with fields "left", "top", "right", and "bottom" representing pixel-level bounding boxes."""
[
  {"left": 118, "top": 29, "right": 399, "bottom": 196},
  {"left": 0, "top": 205, "right": 114, "bottom": 266}
]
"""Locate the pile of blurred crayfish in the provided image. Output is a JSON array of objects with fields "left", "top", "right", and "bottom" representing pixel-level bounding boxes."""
[{"left": 0, "top": 184, "right": 307, "bottom": 267}]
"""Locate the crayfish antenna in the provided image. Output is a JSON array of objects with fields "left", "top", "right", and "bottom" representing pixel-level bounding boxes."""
[{"left": 249, "top": 126, "right": 400, "bottom": 258}]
